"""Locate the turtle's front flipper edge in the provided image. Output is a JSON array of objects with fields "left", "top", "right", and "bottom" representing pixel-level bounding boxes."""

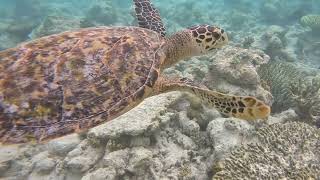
[{"left": 154, "top": 76, "right": 270, "bottom": 121}]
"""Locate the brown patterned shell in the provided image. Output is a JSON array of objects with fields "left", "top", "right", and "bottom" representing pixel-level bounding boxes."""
[{"left": 0, "top": 26, "right": 166, "bottom": 144}]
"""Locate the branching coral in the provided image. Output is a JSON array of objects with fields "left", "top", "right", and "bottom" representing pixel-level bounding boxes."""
[
  {"left": 242, "top": 36, "right": 255, "bottom": 49},
  {"left": 258, "top": 61, "right": 320, "bottom": 126},
  {"left": 258, "top": 61, "right": 303, "bottom": 111},
  {"left": 213, "top": 122, "right": 320, "bottom": 179},
  {"left": 289, "top": 75, "right": 320, "bottom": 124}
]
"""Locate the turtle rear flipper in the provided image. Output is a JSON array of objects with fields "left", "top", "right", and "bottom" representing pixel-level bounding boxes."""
[
  {"left": 133, "top": 0, "right": 166, "bottom": 37},
  {"left": 156, "top": 77, "right": 270, "bottom": 121}
]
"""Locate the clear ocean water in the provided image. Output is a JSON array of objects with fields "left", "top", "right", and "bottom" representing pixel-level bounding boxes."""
[
  {"left": 0, "top": 0, "right": 320, "bottom": 179},
  {"left": 0, "top": 0, "right": 319, "bottom": 48}
]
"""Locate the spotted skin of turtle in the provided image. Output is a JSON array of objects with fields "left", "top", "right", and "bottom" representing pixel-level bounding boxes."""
[{"left": 0, "top": 27, "right": 165, "bottom": 143}]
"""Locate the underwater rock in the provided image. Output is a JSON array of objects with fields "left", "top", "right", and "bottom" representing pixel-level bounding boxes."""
[
  {"left": 82, "top": 167, "right": 117, "bottom": 180},
  {"left": 0, "top": 92, "right": 309, "bottom": 179},
  {"left": 100, "top": 148, "right": 129, "bottom": 175},
  {"left": 204, "top": 46, "right": 272, "bottom": 104},
  {"left": 126, "top": 147, "right": 153, "bottom": 175},
  {"left": 47, "top": 134, "right": 81, "bottom": 156},
  {"left": 31, "top": 151, "right": 56, "bottom": 174},
  {"left": 29, "top": 15, "right": 81, "bottom": 39},
  {"left": 212, "top": 122, "right": 320, "bottom": 179},
  {"left": 207, "top": 117, "right": 254, "bottom": 159},
  {"left": 0, "top": 143, "right": 48, "bottom": 179},
  {"left": 300, "top": 14, "right": 320, "bottom": 33},
  {"left": 259, "top": 25, "right": 296, "bottom": 62},
  {"left": 63, "top": 140, "right": 105, "bottom": 173},
  {"left": 87, "top": 92, "right": 181, "bottom": 144},
  {"left": 267, "top": 109, "right": 299, "bottom": 124}
]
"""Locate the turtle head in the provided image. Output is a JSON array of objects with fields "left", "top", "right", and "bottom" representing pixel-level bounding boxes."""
[
  {"left": 162, "top": 24, "right": 228, "bottom": 69},
  {"left": 188, "top": 25, "right": 228, "bottom": 54}
]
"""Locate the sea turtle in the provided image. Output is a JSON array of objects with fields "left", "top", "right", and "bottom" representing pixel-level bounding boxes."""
[{"left": 0, "top": 0, "right": 270, "bottom": 144}]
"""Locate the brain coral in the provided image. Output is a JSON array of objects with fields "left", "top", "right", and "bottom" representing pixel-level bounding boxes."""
[
  {"left": 300, "top": 14, "right": 320, "bottom": 31},
  {"left": 212, "top": 122, "right": 320, "bottom": 179}
]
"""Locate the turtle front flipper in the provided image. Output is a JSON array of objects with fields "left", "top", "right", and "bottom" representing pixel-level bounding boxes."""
[
  {"left": 155, "top": 77, "right": 270, "bottom": 121},
  {"left": 133, "top": 0, "right": 166, "bottom": 37}
]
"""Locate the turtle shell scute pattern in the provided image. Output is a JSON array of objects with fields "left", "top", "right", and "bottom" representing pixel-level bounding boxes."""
[{"left": 0, "top": 26, "right": 165, "bottom": 144}]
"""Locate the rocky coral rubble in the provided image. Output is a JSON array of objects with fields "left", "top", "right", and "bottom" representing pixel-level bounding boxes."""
[{"left": 213, "top": 122, "right": 320, "bottom": 179}]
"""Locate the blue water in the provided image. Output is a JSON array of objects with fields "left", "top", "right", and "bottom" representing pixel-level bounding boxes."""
[{"left": 0, "top": 0, "right": 319, "bottom": 45}]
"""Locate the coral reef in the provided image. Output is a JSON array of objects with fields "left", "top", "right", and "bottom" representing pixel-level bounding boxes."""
[
  {"left": 203, "top": 46, "right": 272, "bottom": 104},
  {"left": 289, "top": 75, "right": 320, "bottom": 126},
  {"left": 0, "top": 92, "right": 305, "bottom": 180},
  {"left": 242, "top": 36, "right": 255, "bottom": 49},
  {"left": 0, "top": 92, "right": 213, "bottom": 179},
  {"left": 258, "top": 61, "right": 320, "bottom": 126},
  {"left": 259, "top": 25, "right": 296, "bottom": 62},
  {"left": 300, "top": 14, "right": 320, "bottom": 33},
  {"left": 258, "top": 61, "right": 303, "bottom": 112},
  {"left": 213, "top": 122, "right": 320, "bottom": 179}
]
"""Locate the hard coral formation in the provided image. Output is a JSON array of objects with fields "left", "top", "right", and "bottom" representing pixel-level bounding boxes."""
[
  {"left": 213, "top": 122, "right": 320, "bottom": 179},
  {"left": 0, "top": 92, "right": 215, "bottom": 179},
  {"left": 290, "top": 75, "right": 320, "bottom": 126},
  {"left": 258, "top": 61, "right": 303, "bottom": 112},
  {"left": 300, "top": 14, "right": 320, "bottom": 32},
  {"left": 258, "top": 61, "right": 320, "bottom": 126},
  {"left": 260, "top": 25, "right": 295, "bottom": 62},
  {"left": 204, "top": 46, "right": 272, "bottom": 104}
]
